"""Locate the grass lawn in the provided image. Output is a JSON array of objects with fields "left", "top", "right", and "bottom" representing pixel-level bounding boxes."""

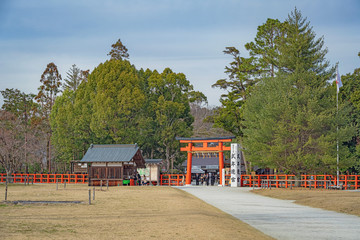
[
  {"left": 252, "top": 188, "right": 360, "bottom": 216},
  {"left": 0, "top": 184, "right": 272, "bottom": 240}
]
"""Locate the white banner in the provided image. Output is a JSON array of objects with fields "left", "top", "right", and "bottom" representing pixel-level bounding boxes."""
[
  {"left": 221, "top": 168, "right": 225, "bottom": 187},
  {"left": 231, "top": 143, "right": 241, "bottom": 187}
]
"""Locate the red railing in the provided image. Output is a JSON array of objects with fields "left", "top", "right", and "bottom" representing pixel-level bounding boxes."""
[
  {"left": 239, "top": 174, "right": 297, "bottom": 188},
  {"left": 159, "top": 174, "right": 360, "bottom": 189},
  {"left": 160, "top": 174, "right": 185, "bottom": 186},
  {"left": 233, "top": 174, "right": 360, "bottom": 189},
  {"left": 0, "top": 173, "right": 88, "bottom": 184},
  {"left": 2, "top": 173, "right": 359, "bottom": 189}
]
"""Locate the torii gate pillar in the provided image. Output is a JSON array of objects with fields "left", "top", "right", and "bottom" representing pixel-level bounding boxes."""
[
  {"left": 218, "top": 142, "right": 224, "bottom": 185},
  {"left": 185, "top": 143, "right": 193, "bottom": 185}
]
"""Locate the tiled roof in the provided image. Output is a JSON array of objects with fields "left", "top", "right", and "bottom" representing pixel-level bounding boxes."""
[
  {"left": 191, "top": 166, "right": 205, "bottom": 174},
  {"left": 145, "top": 159, "right": 162, "bottom": 164},
  {"left": 80, "top": 144, "right": 141, "bottom": 163}
]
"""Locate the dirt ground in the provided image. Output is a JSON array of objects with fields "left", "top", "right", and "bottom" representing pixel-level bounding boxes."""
[
  {"left": 252, "top": 188, "right": 360, "bottom": 216},
  {"left": 0, "top": 184, "right": 272, "bottom": 240}
]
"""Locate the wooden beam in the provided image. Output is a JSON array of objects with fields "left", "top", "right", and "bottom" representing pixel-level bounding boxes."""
[
  {"left": 180, "top": 146, "right": 231, "bottom": 152},
  {"left": 106, "top": 163, "right": 108, "bottom": 179},
  {"left": 179, "top": 138, "right": 233, "bottom": 143},
  {"left": 223, "top": 146, "right": 231, "bottom": 151},
  {"left": 180, "top": 147, "right": 190, "bottom": 152}
]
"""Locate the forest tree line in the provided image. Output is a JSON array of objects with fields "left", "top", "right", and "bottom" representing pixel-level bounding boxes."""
[{"left": 1, "top": 8, "right": 360, "bottom": 176}]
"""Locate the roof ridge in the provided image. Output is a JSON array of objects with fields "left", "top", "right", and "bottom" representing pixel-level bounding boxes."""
[{"left": 91, "top": 144, "right": 138, "bottom": 148}]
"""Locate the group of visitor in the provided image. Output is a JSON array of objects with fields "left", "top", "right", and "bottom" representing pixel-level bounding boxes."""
[
  {"left": 194, "top": 173, "right": 217, "bottom": 186},
  {"left": 133, "top": 172, "right": 148, "bottom": 186}
]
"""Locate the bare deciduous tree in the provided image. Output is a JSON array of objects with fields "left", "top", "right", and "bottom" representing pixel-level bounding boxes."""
[
  {"left": 0, "top": 111, "right": 24, "bottom": 176},
  {"left": 190, "top": 103, "right": 231, "bottom": 137}
]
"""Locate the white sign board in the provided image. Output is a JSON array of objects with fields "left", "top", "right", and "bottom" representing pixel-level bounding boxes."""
[{"left": 231, "top": 143, "right": 241, "bottom": 187}]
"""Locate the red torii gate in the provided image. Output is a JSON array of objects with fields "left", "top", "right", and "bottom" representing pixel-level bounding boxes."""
[{"left": 177, "top": 136, "right": 235, "bottom": 185}]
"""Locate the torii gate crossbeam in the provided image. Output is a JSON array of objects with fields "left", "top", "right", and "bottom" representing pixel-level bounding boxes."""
[{"left": 176, "top": 136, "right": 235, "bottom": 185}]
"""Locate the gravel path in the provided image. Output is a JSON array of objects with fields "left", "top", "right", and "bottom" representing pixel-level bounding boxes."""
[{"left": 177, "top": 186, "right": 360, "bottom": 240}]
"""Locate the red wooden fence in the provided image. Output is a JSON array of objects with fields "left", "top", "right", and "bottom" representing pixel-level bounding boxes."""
[
  {"left": 160, "top": 174, "right": 360, "bottom": 189},
  {"left": 1, "top": 173, "right": 359, "bottom": 189},
  {"left": 0, "top": 173, "right": 88, "bottom": 184},
  {"left": 235, "top": 174, "right": 360, "bottom": 190},
  {"left": 160, "top": 174, "right": 185, "bottom": 186}
]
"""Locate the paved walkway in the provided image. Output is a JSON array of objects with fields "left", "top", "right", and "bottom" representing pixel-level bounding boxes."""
[{"left": 177, "top": 186, "right": 360, "bottom": 240}]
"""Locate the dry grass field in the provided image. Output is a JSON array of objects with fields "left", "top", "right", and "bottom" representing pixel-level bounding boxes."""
[
  {"left": 0, "top": 184, "right": 272, "bottom": 240},
  {"left": 252, "top": 188, "right": 360, "bottom": 216}
]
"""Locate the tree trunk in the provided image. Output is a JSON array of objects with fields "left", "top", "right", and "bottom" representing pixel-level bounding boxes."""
[
  {"left": 171, "top": 157, "right": 174, "bottom": 174},
  {"left": 150, "top": 149, "right": 154, "bottom": 160},
  {"left": 239, "top": 140, "right": 250, "bottom": 174},
  {"left": 241, "top": 151, "right": 249, "bottom": 174},
  {"left": 5, "top": 170, "right": 11, "bottom": 201},
  {"left": 48, "top": 137, "right": 51, "bottom": 173},
  {"left": 5, "top": 177, "right": 8, "bottom": 201},
  {"left": 24, "top": 130, "right": 28, "bottom": 173},
  {"left": 165, "top": 145, "right": 170, "bottom": 173},
  {"left": 24, "top": 98, "right": 29, "bottom": 174}
]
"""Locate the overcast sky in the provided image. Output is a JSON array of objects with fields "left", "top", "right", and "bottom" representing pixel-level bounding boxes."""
[{"left": 1, "top": 0, "right": 359, "bottom": 106}]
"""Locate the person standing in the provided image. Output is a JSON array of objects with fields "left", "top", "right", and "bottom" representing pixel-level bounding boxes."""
[
  {"left": 211, "top": 173, "right": 215, "bottom": 186},
  {"left": 142, "top": 175, "right": 147, "bottom": 185},
  {"left": 133, "top": 172, "right": 137, "bottom": 186},
  {"left": 137, "top": 172, "right": 141, "bottom": 186}
]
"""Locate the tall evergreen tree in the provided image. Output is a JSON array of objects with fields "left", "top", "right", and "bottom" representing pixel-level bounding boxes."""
[
  {"left": 35, "top": 62, "right": 62, "bottom": 172},
  {"left": 243, "top": 9, "right": 355, "bottom": 175},
  {"left": 245, "top": 18, "right": 286, "bottom": 77},
  {"left": 278, "top": 8, "right": 332, "bottom": 80},
  {"left": 212, "top": 19, "right": 287, "bottom": 139},
  {"left": 63, "top": 65, "right": 89, "bottom": 92},
  {"left": 51, "top": 57, "right": 204, "bottom": 172},
  {"left": 80, "top": 69, "right": 90, "bottom": 83},
  {"left": 146, "top": 68, "right": 196, "bottom": 171},
  {"left": 1, "top": 88, "right": 35, "bottom": 117},
  {"left": 50, "top": 89, "right": 77, "bottom": 165},
  {"left": 339, "top": 57, "right": 360, "bottom": 173},
  {"left": 211, "top": 47, "right": 257, "bottom": 138},
  {"left": 64, "top": 64, "right": 81, "bottom": 92},
  {"left": 90, "top": 60, "right": 145, "bottom": 144},
  {"left": 108, "top": 39, "right": 129, "bottom": 60}
]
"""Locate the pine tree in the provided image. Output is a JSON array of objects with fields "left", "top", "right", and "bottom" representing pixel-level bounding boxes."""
[
  {"left": 243, "top": 9, "right": 355, "bottom": 175},
  {"left": 211, "top": 47, "right": 257, "bottom": 137},
  {"left": 339, "top": 56, "right": 360, "bottom": 173},
  {"left": 64, "top": 64, "right": 81, "bottom": 92},
  {"left": 245, "top": 18, "right": 286, "bottom": 77}
]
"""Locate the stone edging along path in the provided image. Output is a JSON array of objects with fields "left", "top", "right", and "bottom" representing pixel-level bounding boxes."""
[{"left": 177, "top": 186, "right": 360, "bottom": 240}]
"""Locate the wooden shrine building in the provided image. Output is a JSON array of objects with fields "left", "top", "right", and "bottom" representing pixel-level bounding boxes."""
[{"left": 80, "top": 144, "right": 145, "bottom": 186}]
